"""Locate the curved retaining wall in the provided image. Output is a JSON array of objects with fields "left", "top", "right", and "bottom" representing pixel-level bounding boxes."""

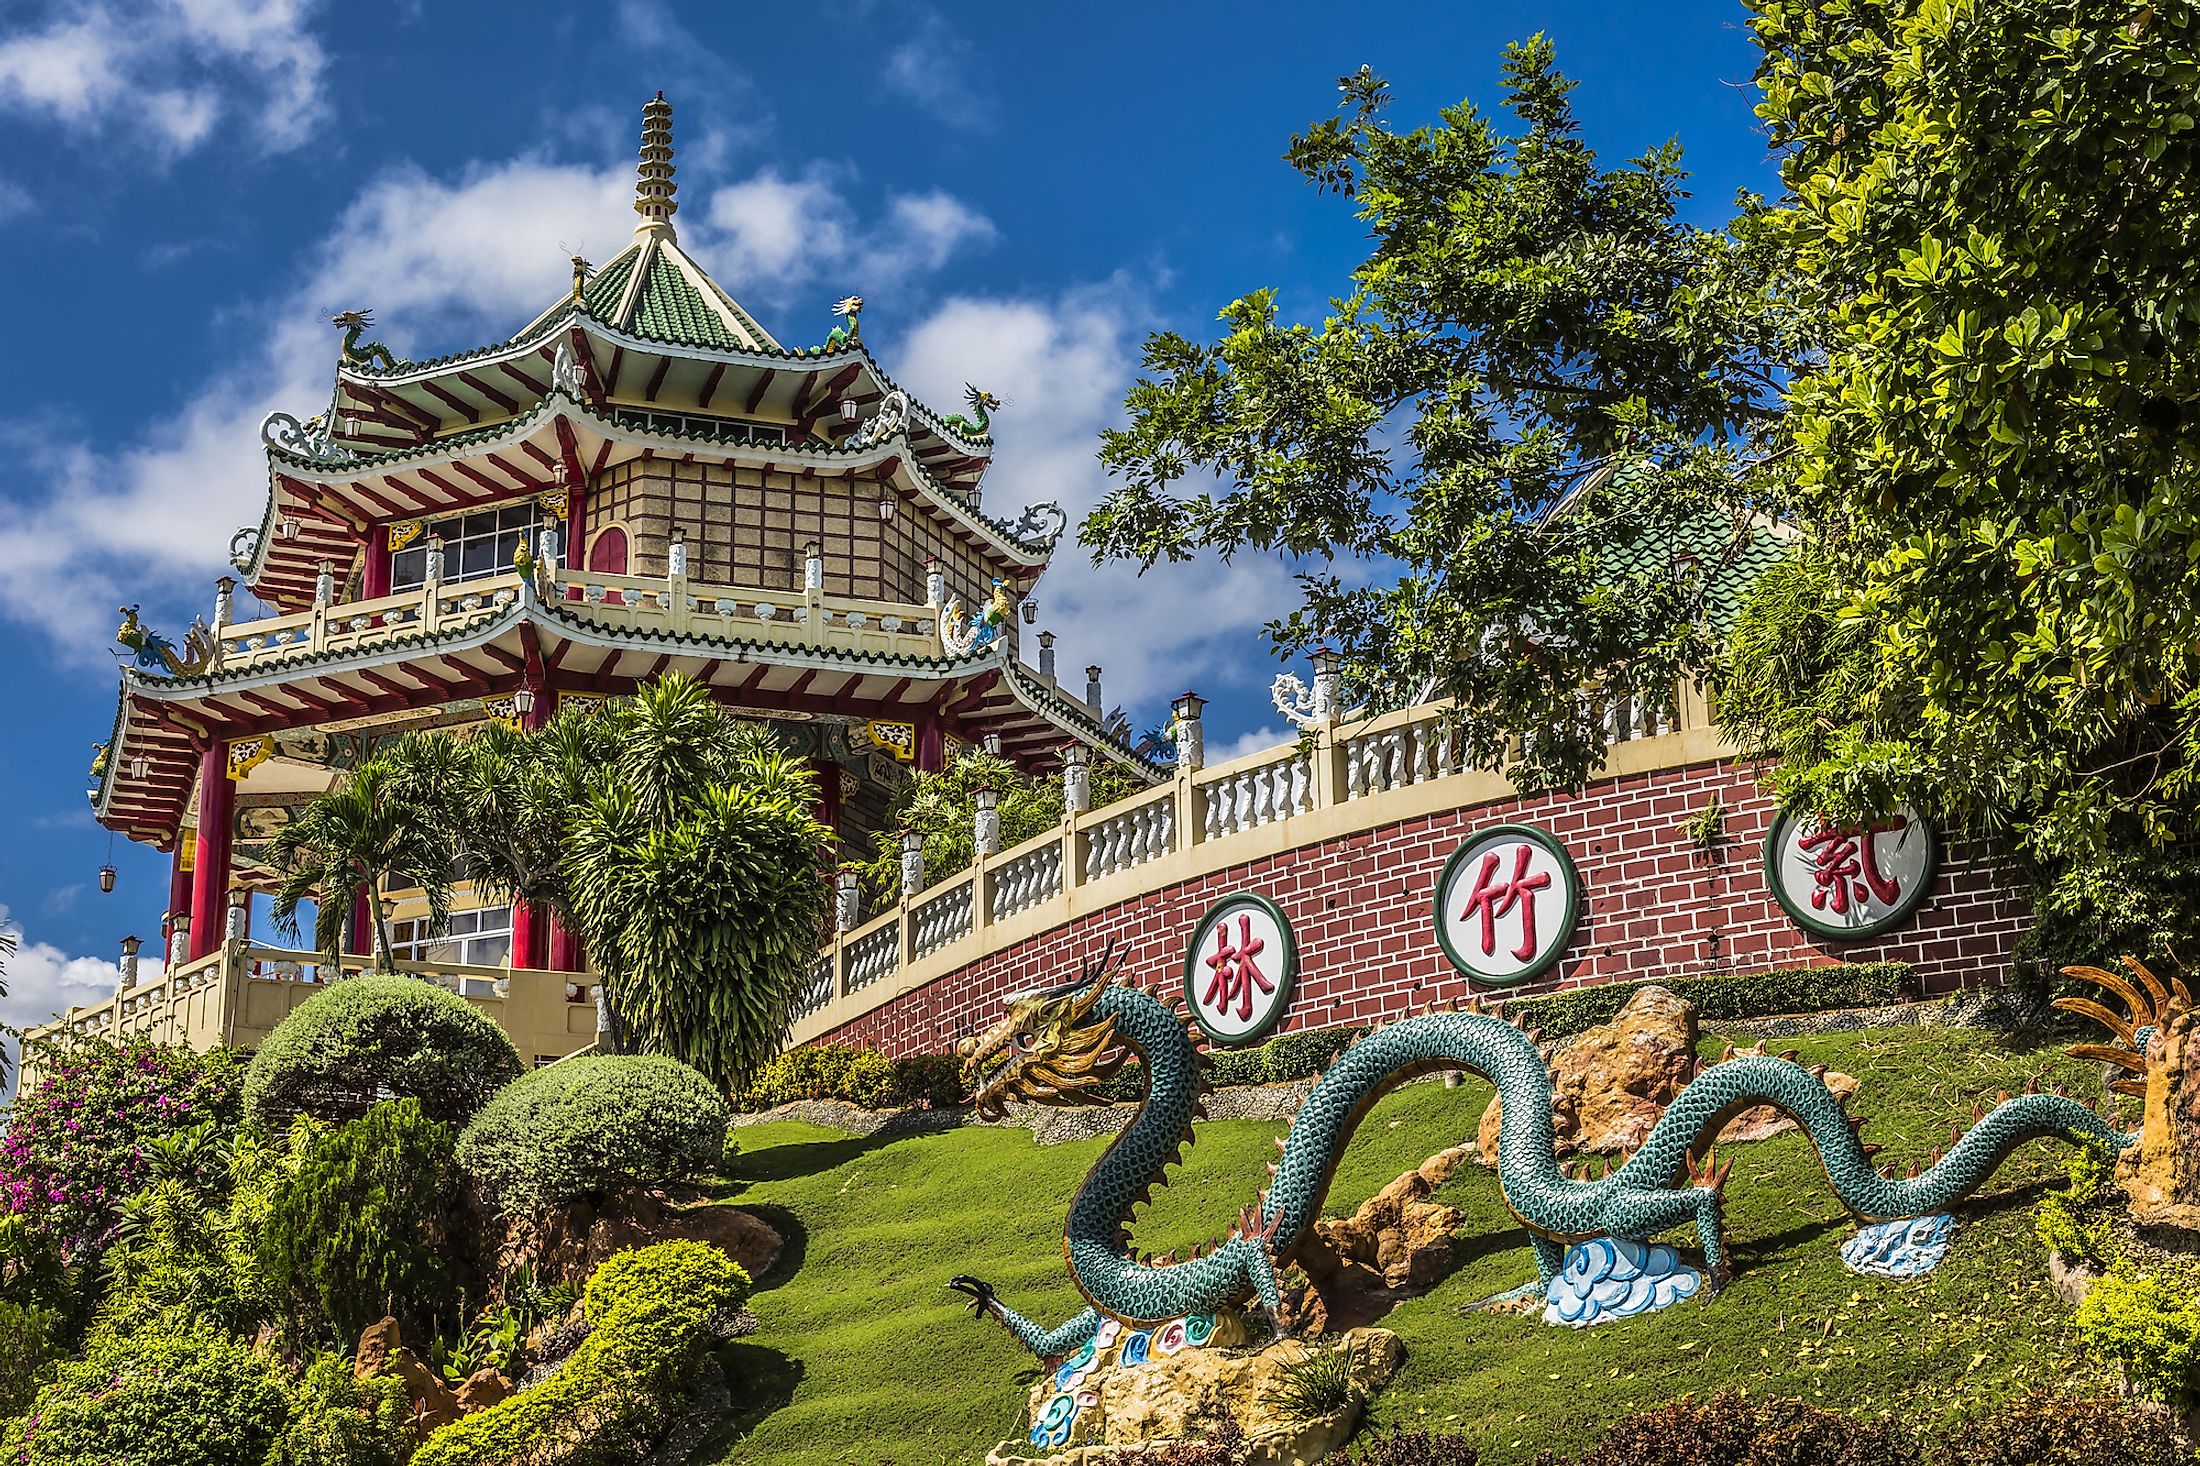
[{"left": 809, "top": 722, "right": 2026, "bottom": 1059}]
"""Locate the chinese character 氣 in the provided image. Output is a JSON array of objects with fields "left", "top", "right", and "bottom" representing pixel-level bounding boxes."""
[{"left": 1797, "top": 817, "right": 1909, "bottom": 916}]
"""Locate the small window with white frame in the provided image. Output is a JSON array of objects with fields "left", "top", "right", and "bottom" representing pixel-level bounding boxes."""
[
  {"left": 387, "top": 904, "right": 513, "bottom": 968},
  {"left": 391, "top": 504, "right": 538, "bottom": 591}
]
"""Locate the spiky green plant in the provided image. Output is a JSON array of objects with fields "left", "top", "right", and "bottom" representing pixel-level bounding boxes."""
[
  {"left": 1262, "top": 1338, "right": 1361, "bottom": 1422},
  {"left": 268, "top": 753, "right": 456, "bottom": 971}
]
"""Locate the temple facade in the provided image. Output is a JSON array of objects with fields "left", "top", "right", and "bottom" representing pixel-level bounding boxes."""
[{"left": 80, "top": 95, "right": 1152, "bottom": 1063}]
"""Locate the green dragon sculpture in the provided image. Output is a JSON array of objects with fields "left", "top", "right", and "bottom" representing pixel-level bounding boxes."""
[
  {"left": 332, "top": 310, "right": 411, "bottom": 372},
  {"left": 948, "top": 951, "right": 2145, "bottom": 1358},
  {"left": 827, "top": 295, "right": 863, "bottom": 347},
  {"left": 942, "top": 384, "right": 1000, "bottom": 439}
]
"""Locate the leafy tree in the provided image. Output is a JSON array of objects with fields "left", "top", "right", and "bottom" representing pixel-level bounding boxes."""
[
  {"left": 561, "top": 673, "right": 832, "bottom": 1089},
  {"left": 268, "top": 748, "right": 457, "bottom": 970},
  {"left": 859, "top": 748, "right": 1148, "bottom": 899},
  {"left": 1086, "top": 41, "right": 1800, "bottom": 790},
  {"left": 258, "top": 1098, "right": 461, "bottom": 1344},
  {"left": 1742, "top": 0, "right": 2200, "bottom": 884}
]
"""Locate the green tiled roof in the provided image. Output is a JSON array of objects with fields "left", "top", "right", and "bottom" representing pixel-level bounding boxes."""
[
  {"left": 1568, "top": 460, "right": 1790, "bottom": 636},
  {"left": 632, "top": 247, "right": 742, "bottom": 349},
  {"left": 579, "top": 247, "right": 639, "bottom": 318}
]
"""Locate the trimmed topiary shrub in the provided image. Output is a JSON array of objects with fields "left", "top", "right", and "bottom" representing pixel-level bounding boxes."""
[
  {"left": 242, "top": 975, "right": 522, "bottom": 1128},
  {"left": 408, "top": 1239, "right": 750, "bottom": 1466},
  {"left": 1503, "top": 962, "right": 1919, "bottom": 1043},
  {"left": 259, "top": 1098, "right": 461, "bottom": 1343},
  {"left": 1263, "top": 1027, "right": 1366, "bottom": 1083},
  {"left": 840, "top": 1048, "right": 897, "bottom": 1109},
  {"left": 1938, "top": 1392, "right": 2188, "bottom": 1466},
  {"left": 457, "top": 1054, "right": 728, "bottom": 1216},
  {"left": 0, "top": 1322, "right": 293, "bottom": 1466}
]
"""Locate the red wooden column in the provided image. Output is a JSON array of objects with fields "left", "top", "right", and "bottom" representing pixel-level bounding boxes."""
[
  {"left": 509, "top": 684, "right": 551, "bottom": 969},
  {"left": 360, "top": 526, "right": 391, "bottom": 602},
  {"left": 163, "top": 845, "right": 192, "bottom": 947},
  {"left": 187, "top": 743, "right": 233, "bottom": 962},
  {"left": 346, "top": 888, "right": 372, "bottom": 959},
  {"left": 810, "top": 756, "right": 843, "bottom": 835},
  {"left": 915, "top": 709, "right": 945, "bottom": 773},
  {"left": 547, "top": 915, "right": 583, "bottom": 973}
]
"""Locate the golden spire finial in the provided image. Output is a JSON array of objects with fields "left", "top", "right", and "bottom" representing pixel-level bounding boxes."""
[{"left": 634, "top": 91, "right": 678, "bottom": 241}]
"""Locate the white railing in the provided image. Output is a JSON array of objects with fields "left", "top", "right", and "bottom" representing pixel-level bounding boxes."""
[
  {"left": 208, "top": 567, "right": 942, "bottom": 674},
  {"left": 910, "top": 880, "right": 975, "bottom": 959},
  {"left": 1084, "top": 786, "right": 1176, "bottom": 881},
  {"left": 795, "top": 678, "right": 1716, "bottom": 1046},
  {"left": 991, "top": 843, "right": 1062, "bottom": 922}
]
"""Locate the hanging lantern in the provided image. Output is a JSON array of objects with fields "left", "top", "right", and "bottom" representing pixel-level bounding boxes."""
[
  {"left": 1021, "top": 597, "right": 1038, "bottom": 625},
  {"left": 98, "top": 863, "right": 117, "bottom": 894},
  {"left": 127, "top": 755, "right": 149, "bottom": 779},
  {"left": 840, "top": 400, "right": 862, "bottom": 424},
  {"left": 512, "top": 686, "right": 537, "bottom": 718},
  {"left": 876, "top": 493, "right": 895, "bottom": 522}
]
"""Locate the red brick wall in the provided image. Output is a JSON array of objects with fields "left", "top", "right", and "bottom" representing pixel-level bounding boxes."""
[{"left": 818, "top": 758, "right": 2028, "bottom": 1057}]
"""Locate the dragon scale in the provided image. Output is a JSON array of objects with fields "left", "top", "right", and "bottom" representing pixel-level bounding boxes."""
[{"left": 955, "top": 965, "right": 2134, "bottom": 1358}]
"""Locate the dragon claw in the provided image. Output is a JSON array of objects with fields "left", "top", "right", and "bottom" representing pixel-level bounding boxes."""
[{"left": 946, "top": 1274, "right": 997, "bottom": 1319}]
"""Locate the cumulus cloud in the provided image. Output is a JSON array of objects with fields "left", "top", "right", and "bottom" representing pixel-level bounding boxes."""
[
  {"left": 0, "top": 0, "right": 330, "bottom": 161},
  {"left": 879, "top": 6, "right": 993, "bottom": 131},
  {"left": 694, "top": 168, "right": 996, "bottom": 304},
  {"left": 0, "top": 914, "right": 164, "bottom": 1101},
  {"left": 895, "top": 284, "right": 1303, "bottom": 716}
]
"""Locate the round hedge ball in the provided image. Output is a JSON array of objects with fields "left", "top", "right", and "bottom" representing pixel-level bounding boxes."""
[
  {"left": 457, "top": 1054, "right": 729, "bottom": 1217},
  {"left": 242, "top": 975, "right": 523, "bottom": 1130}
]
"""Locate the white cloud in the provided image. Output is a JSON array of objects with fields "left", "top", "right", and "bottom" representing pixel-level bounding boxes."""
[
  {"left": 1215, "top": 725, "right": 1290, "bottom": 764},
  {"left": 0, "top": 177, "right": 30, "bottom": 223},
  {"left": 693, "top": 169, "right": 996, "bottom": 304},
  {"left": 879, "top": 6, "right": 992, "bottom": 131},
  {"left": 895, "top": 284, "right": 1303, "bottom": 717},
  {"left": 0, "top": 914, "right": 165, "bottom": 1100},
  {"left": 0, "top": 0, "right": 331, "bottom": 161}
]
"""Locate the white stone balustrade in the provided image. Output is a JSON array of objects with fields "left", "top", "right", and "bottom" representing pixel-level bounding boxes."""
[
  {"left": 910, "top": 880, "right": 975, "bottom": 958},
  {"left": 990, "top": 843, "right": 1062, "bottom": 922}
]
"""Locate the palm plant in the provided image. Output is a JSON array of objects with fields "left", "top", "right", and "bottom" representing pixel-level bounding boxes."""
[
  {"left": 559, "top": 672, "right": 832, "bottom": 1089},
  {"left": 269, "top": 757, "right": 456, "bottom": 972}
]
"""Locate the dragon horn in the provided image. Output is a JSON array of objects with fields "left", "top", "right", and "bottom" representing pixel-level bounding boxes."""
[
  {"left": 1862, "top": 1143, "right": 1883, "bottom": 1157},
  {"left": 2127, "top": 955, "right": 2172, "bottom": 1013},
  {"left": 1808, "top": 1064, "right": 1828, "bottom": 1079},
  {"left": 2025, "top": 1077, "right": 2040, "bottom": 1095},
  {"left": 1274, "top": 1135, "right": 1288, "bottom": 1152},
  {"left": 1974, "top": 1102, "right": 1986, "bottom": 1123},
  {"left": 2053, "top": 997, "right": 2139, "bottom": 1045},
  {"left": 1525, "top": 1026, "right": 1543, "bottom": 1043},
  {"left": 1720, "top": 1044, "right": 1737, "bottom": 1061},
  {"left": 1908, "top": 1160, "right": 1922, "bottom": 1178},
  {"left": 2061, "top": 964, "right": 2151, "bottom": 1023},
  {"left": 1711, "top": 1154, "right": 1733, "bottom": 1192},
  {"left": 1998, "top": 1090, "right": 2010, "bottom": 1105},
  {"left": 2111, "top": 1079, "right": 2149, "bottom": 1097},
  {"left": 1779, "top": 1048, "right": 1801, "bottom": 1063},
  {"left": 1266, "top": 1161, "right": 1278, "bottom": 1177}
]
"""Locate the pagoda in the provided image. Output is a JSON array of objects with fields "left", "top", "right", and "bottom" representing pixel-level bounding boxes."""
[{"left": 88, "top": 94, "right": 1153, "bottom": 1009}]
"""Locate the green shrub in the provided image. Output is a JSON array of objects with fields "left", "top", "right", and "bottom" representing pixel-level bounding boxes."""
[
  {"left": 1264, "top": 1027, "right": 1366, "bottom": 1083},
  {"left": 0, "top": 1298, "right": 61, "bottom": 1416},
  {"left": 1264, "top": 1339, "right": 1359, "bottom": 1421},
  {"left": 742, "top": 1044, "right": 858, "bottom": 1108},
  {"left": 408, "top": 1240, "right": 750, "bottom": 1466},
  {"left": 841, "top": 1048, "right": 898, "bottom": 1109},
  {"left": 2073, "top": 1272, "right": 2200, "bottom": 1408},
  {"left": 0, "top": 1322, "right": 292, "bottom": 1466},
  {"left": 1204, "top": 1045, "right": 1270, "bottom": 1089},
  {"left": 1506, "top": 962, "right": 1919, "bottom": 1042},
  {"left": 243, "top": 975, "right": 522, "bottom": 1128},
  {"left": 1937, "top": 1392, "right": 2188, "bottom": 1466},
  {"left": 2035, "top": 1143, "right": 2119, "bottom": 1269},
  {"left": 457, "top": 1055, "right": 728, "bottom": 1217},
  {"left": 891, "top": 1052, "right": 971, "bottom": 1108},
  {"left": 268, "top": 1352, "right": 413, "bottom": 1466},
  {"left": 259, "top": 1098, "right": 460, "bottom": 1343},
  {"left": 1550, "top": 1391, "right": 1915, "bottom": 1465}
]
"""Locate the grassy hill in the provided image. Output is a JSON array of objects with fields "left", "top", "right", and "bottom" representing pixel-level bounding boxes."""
[{"left": 694, "top": 1024, "right": 2123, "bottom": 1466}]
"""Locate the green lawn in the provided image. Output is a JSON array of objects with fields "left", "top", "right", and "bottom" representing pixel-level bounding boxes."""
[{"left": 695, "top": 1025, "right": 2122, "bottom": 1466}]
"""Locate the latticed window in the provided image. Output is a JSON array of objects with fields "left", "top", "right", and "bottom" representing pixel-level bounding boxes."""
[
  {"left": 391, "top": 504, "right": 537, "bottom": 590},
  {"left": 388, "top": 904, "right": 512, "bottom": 967}
]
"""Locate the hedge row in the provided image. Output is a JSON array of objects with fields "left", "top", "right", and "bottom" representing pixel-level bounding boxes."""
[
  {"left": 1499, "top": 961, "right": 1918, "bottom": 1041},
  {"left": 735, "top": 1045, "right": 967, "bottom": 1112}
]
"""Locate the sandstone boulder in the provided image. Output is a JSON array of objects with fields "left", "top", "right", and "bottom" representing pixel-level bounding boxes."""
[
  {"left": 1002, "top": 1327, "right": 1403, "bottom": 1466},
  {"left": 2117, "top": 1010, "right": 2200, "bottom": 1230},
  {"left": 1294, "top": 1146, "right": 1470, "bottom": 1333},
  {"left": 1476, "top": 985, "right": 1857, "bottom": 1164},
  {"left": 495, "top": 1187, "right": 781, "bottom": 1291},
  {"left": 454, "top": 1366, "right": 512, "bottom": 1414},
  {"left": 353, "top": 1315, "right": 401, "bottom": 1381},
  {"left": 385, "top": 1346, "right": 462, "bottom": 1432}
]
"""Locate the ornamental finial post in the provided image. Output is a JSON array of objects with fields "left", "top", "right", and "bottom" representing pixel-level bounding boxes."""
[{"left": 633, "top": 91, "right": 679, "bottom": 241}]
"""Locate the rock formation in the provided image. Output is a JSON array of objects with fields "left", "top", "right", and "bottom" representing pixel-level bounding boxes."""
[
  {"left": 493, "top": 1186, "right": 782, "bottom": 1291},
  {"left": 1293, "top": 1146, "right": 1471, "bottom": 1334},
  {"left": 1476, "top": 984, "right": 1858, "bottom": 1164},
  {"left": 2117, "top": 1009, "right": 2200, "bottom": 1229}
]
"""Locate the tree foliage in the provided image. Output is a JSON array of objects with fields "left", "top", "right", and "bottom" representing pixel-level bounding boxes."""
[
  {"left": 257, "top": 1098, "right": 461, "bottom": 1344},
  {"left": 1086, "top": 41, "right": 1800, "bottom": 790},
  {"left": 456, "top": 1055, "right": 728, "bottom": 1217},
  {"left": 268, "top": 746, "right": 459, "bottom": 969},
  {"left": 858, "top": 748, "right": 1147, "bottom": 899},
  {"left": 560, "top": 673, "right": 832, "bottom": 1090},
  {"left": 1744, "top": 0, "right": 2200, "bottom": 869}
]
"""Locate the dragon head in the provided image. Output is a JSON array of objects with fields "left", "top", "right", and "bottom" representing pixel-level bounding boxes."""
[
  {"left": 959, "top": 951, "right": 1126, "bottom": 1119},
  {"left": 2057, "top": 955, "right": 2194, "bottom": 1098},
  {"left": 964, "top": 384, "right": 1002, "bottom": 416},
  {"left": 331, "top": 309, "right": 374, "bottom": 332}
]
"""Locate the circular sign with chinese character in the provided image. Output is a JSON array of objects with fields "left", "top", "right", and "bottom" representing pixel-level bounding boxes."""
[
  {"left": 1183, "top": 893, "right": 1299, "bottom": 1046},
  {"left": 1765, "top": 806, "right": 1936, "bottom": 940},
  {"left": 1433, "top": 824, "right": 1582, "bottom": 986}
]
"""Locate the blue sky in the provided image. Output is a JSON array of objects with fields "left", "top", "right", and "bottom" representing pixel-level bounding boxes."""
[{"left": 0, "top": 0, "right": 1777, "bottom": 1048}]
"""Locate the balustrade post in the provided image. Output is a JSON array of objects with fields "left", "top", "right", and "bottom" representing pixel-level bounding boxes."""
[
  {"left": 1171, "top": 691, "right": 1206, "bottom": 850},
  {"left": 1308, "top": 648, "right": 1345, "bottom": 809},
  {"left": 896, "top": 830, "right": 923, "bottom": 968},
  {"left": 834, "top": 867, "right": 862, "bottom": 934},
  {"left": 1085, "top": 664, "right": 1104, "bottom": 713},
  {"left": 210, "top": 576, "right": 234, "bottom": 671},
  {"left": 925, "top": 557, "right": 945, "bottom": 609},
  {"left": 421, "top": 537, "right": 444, "bottom": 633},
  {"left": 972, "top": 786, "right": 999, "bottom": 931},
  {"left": 1037, "top": 630, "right": 1057, "bottom": 681}
]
